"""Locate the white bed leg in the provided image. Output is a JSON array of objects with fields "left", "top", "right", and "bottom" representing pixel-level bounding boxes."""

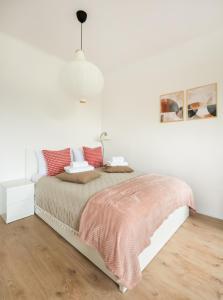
[{"left": 119, "top": 285, "right": 127, "bottom": 293}]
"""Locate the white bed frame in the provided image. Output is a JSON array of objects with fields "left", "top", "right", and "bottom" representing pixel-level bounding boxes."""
[
  {"left": 26, "top": 149, "right": 189, "bottom": 293},
  {"left": 35, "top": 205, "right": 189, "bottom": 293}
]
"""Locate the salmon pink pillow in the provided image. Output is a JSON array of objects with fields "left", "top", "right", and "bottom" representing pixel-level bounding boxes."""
[
  {"left": 83, "top": 146, "right": 103, "bottom": 168},
  {"left": 43, "top": 148, "right": 71, "bottom": 176}
]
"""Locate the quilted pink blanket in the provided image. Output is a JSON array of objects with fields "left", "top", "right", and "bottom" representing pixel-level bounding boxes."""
[{"left": 79, "top": 174, "right": 195, "bottom": 289}]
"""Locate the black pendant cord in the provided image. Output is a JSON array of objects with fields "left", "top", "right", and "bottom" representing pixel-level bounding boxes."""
[
  {"left": 76, "top": 10, "right": 87, "bottom": 51},
  {"left": 81, "top": 23, "right": 82, "bottom": 50}
]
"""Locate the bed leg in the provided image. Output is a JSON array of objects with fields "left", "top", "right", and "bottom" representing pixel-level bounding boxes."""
[{"left": 119, "top": 285, "right": 127, "bottom": 293}]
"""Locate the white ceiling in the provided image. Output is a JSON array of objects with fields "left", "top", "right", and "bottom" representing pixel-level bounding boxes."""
[{"left": 1, "top": 0, "right": 223, "bottom": 71}]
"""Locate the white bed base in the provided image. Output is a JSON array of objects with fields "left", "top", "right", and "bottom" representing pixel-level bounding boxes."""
[{"left": 35, "top": 205, "right": 189, "bottom": 293}]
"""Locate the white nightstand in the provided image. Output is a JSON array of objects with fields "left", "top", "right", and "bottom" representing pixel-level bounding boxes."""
[{"left": 0, "top": 179, "right": 34, "bottom": 224}]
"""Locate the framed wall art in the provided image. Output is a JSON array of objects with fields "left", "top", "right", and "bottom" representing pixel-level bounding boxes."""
[
  {"left": 186, "top": 83, "right": 217, "bottom": 120},
  {"left": 160, "top": 91, "right": 184, "bottom": 123}
]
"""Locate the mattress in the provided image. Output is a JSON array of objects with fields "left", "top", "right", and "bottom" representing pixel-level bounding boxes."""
[{"left": 35, "top": 169, "right": 142, "bottom": 230}]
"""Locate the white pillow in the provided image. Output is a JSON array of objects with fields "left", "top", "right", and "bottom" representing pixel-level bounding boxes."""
[
  {"left": 73, "top": 148, "right": 84, "bottom": 162},
  {"left": 31, "top": 173, "right": 43, "bottom": 183},
  {"left": 35, "top": 150, "right": 47, "bottom": 176}
]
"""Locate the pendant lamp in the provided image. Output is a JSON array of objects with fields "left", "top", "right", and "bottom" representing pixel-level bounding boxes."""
[{"left": 66, "top": 10, "right": 104, "bottom": 103}]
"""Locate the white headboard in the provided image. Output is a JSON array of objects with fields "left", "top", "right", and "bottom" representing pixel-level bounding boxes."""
[{"left": 25, "top": 148, "right": 38, "bottom": 180}]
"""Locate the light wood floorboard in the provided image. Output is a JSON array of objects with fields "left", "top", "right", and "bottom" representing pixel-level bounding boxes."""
[{"left": 0, "top": 214, "right": 222, "bottom": 300}]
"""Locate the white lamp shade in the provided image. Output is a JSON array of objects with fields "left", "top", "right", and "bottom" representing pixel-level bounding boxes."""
[{"left": 66, "top": 50, "right": 104, "bottom": 101}]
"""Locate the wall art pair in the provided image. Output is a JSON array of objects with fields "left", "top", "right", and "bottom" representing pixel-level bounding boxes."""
[{"left": 160, "top": 83, "right": 217, "bottom": 123}]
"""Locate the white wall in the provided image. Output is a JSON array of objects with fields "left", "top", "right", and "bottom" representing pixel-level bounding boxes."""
[
  {"left": 0, "top": 33, "right": 101, "bottom": 213},
  {"left": 102, "top": 29, "right": 223, "bottom": 220}
]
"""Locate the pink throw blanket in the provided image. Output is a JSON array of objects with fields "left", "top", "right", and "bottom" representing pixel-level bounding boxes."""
[{"left": 79, "top": 174, "right": 195, "bottom": 289}]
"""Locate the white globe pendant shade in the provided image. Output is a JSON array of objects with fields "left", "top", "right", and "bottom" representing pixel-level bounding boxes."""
[{"left": 66, "top": 49, "right": 104, "bottom": 102}]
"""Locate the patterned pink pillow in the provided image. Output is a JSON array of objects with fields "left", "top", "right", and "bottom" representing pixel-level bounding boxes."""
[
  {"left": 83, "top": 146, "right": 103, "bottom": 168},
  {"left": 43, "top": 148, "right": 71, "bottom": 176}
]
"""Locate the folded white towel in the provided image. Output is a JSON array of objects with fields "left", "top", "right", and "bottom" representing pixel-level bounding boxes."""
[
  {"left": 64, "top": 165, "right": 94, "bottom": 174},
  {"left": 107, "top": 161, "right": 129, "bottom": 167},
  {"left": 111, "top": 156, "right": 125, "bottom": 164},
  {"left": 70, "top": 161, "right": 89, "bottom": 168}
]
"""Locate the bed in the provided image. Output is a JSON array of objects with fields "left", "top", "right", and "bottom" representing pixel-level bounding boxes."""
[{"left": 34, "top": 168, "right": 194, "bottom": 293}]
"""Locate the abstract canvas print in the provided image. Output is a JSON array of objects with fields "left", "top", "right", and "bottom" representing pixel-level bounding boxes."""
[
  {"left": 160, "top": 91, "right": 184, "bottom": 123},
  {"left": 186, "top": 83, "right": 217, "bottom": 120}
]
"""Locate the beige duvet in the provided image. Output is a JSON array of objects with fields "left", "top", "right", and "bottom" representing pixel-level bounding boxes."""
[{"left": 35, "top": 169, "right": 141, "bottom": 230}]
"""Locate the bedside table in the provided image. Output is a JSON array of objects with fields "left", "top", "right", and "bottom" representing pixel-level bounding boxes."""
[{"left": 0, "top": 179, "right": 34, "bottom": 224}]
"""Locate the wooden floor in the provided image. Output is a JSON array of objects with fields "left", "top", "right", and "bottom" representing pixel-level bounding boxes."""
[{"left": 0, "top": 214, "right": 222, "bottom": 300}]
